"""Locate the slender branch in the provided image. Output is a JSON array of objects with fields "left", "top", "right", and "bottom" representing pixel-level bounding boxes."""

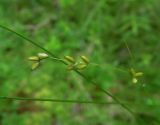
[
  {"left": 1, "top": 96, "right": 159, "bottom": 106},
  {"left": 0, "top": 24, "right": 134, "bottom": 115},
  {"left": 0, "top": 25, "right": 63, "bottom": 62},
  {"left": 124, "top": 41, "right": 135, "bottom": 64},
  {"left": 0, "top": 96, "right": 118, "bottom": 105},
  {"left": 48, "top": 57, "right": 64, "bottom": 62},
  {"left": 74, "top": 70, "right": 135, "bottom": 115},
  {"left": 90, "top": 63, "right": 129, "bottom": 73}
]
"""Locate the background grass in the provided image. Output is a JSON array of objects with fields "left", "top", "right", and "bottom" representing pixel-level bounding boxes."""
[{"left": 0, "top": 0, "right": 160, "bottom": 125}]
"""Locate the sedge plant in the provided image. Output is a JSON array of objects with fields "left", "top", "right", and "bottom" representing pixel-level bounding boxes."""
[{"left": 0, "top": 24, "right": 145, "bottom": 119}]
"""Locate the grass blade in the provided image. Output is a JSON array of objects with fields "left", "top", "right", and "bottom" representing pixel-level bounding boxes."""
[{"left": 0, "top": 96, "right": 118, "bottom": 105}]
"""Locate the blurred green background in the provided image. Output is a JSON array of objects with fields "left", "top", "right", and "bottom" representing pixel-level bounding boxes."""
[{"left": 0, "top": 0, "right": 160, "bottom": 125}]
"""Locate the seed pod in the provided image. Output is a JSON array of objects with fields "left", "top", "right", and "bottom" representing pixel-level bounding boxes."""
[
  {"left": 67, "top": 65, "right": 74, "bottom": 70},
  {"left": 28, "top": 56, "right": 39, "bottom": 61},
  {"left": 135, "top": 72, "right": 143, "bottom": 77},
  {"left": 132, "top": 78, "right": 138, "bottom": 84},
  {"left": 38, "top": 53, "right": 49, "bottom": 60},
  {"left": 64, "top": 56, "right": 76, "bottom": 64},
  {"left": 31, "top": 62, "right": 40, "bottom": 70},
  {"left": 76, "top": 63, "right": 87, "bottom": 70},
  {"left": 80, "top": 55, "right": 89, "bottom": 64}
]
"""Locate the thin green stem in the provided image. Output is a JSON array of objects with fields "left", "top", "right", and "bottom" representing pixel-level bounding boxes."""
[
  {"left": 0, "top": 25, "right": 61, "bottom": 61},
  {"left": 90, "top": 62, "right": 129, "bottom": 74},
  {"left": 0, "top": 96, "right": 159, "bottom": 106},
  {"left": 124, "top": 41, "right": 135, "bottom": 68},
  {"left": 48, "top": 57, "right": 64, "bottom": 62},
  {"left": 74, "top": 70, "right": 135, "bottom": 115},
  {"left": 0, "top": 96, "right": 118, "bottom": 105},
  {"left": 0, "top": 24, "right": 134, "bottom": 115},
  {"left": 124, "top": 41, "right": 134, "bottom": 60}
]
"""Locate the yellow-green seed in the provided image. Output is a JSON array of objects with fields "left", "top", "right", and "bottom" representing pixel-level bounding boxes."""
[
  {"left": 135, "top": 72, "right": 143, "bottom": 77},
  {"left": 31, "top": 62, "right": 40, "bottom": 70},
  {"left": 76, "top": 64, "right": 87, "bottom": 70},
  {"left": 38, "top": 53, "right": 48, "bottom": 59},
  {"left": 28, "top": 56, "right": 39, "bottom": 61},
  {"left": 132, "top": 78, "right": 138, "bottom": 84},
  {"left": 80, "top": 55, "right": 89, "bottom": 64},
  {"left": 64, "top": 56, "right": 75, "bottom": 63},
  {"left": 67, "top": 65, "right": 74, "bottom": 70}
]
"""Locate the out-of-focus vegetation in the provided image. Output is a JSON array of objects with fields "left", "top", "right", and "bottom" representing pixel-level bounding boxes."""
[{"left": 0, "top": 0, "right": 160, "bottom": 125}]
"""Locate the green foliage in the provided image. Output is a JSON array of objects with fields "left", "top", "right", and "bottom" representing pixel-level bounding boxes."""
[{"left": 0, "top": 0, "right": 160, "bottom": 125}]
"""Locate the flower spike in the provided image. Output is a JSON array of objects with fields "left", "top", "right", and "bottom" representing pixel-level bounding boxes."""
[
  {"left": 130, "top": 68, "right": 144, "bottom": 84},
  {"left": 28, "top": 52, "right": 48, "bottom": 70}
]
